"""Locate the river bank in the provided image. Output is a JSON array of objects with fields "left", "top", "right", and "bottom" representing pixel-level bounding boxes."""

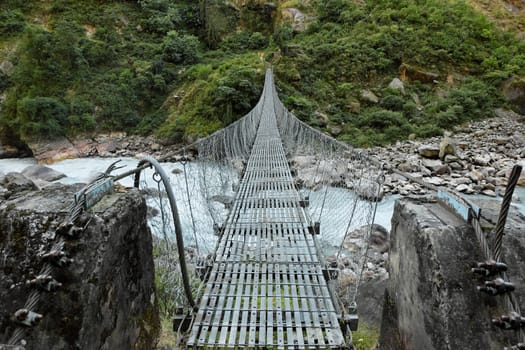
[
  {"left": 3, "top": 109, "right": 524, "bottom": 199},
  {"left": 369, "top": 108, "right": 525, "bottom": 198}
]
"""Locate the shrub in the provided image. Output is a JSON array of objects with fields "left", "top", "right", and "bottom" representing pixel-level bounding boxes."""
[
  {"left": 317, "top": 0, "right": 347, "bottom": 23},
  {"left": 16, "top": 97, "right": 67, "bottom": 139},
  {"left": 221, "top": 31, "right": 269, "bottom": 52},
  {"left": 162, "top": 31, "right": 201, "bottom": 64},
  {"left": 67, "top": 114, "right": 96, "bottom": 134},
  {"left": 357, "top": 109, "right": 405, "bottom": 129},
  {"left": 380, "top": 94, "right": 405, "bottom": 111},
  {"left": 211, "top": 67, "right": 262, "bottom": 121},
  {"left": 0, "top": 9, "right": 25, "bottom": 37},
  {"left": 135, "top": 110, "right": 168, "bottom": 136},
  {"left": 140, "top": 0, "right": 183, "bottom": 34},
  {"left": 0, "top": 72, "right": 11, "bottom": 91},
  {"left": 273, "top": 25, "right": 294, "bottom": 47}
]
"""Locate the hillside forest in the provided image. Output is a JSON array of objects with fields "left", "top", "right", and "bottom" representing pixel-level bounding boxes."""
[{"left": 0, "top": 0, "right": 524, "bottom": 148}]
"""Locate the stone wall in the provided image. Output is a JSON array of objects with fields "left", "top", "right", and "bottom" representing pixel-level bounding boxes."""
[
  {"left": 0, "top": 176, "right": 159, "bottom": 349},
  {"left": 379, "top": 197, "right": 525, "bottom": 349}
]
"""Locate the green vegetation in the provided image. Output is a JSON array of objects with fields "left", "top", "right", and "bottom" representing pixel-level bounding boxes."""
[
  {"left": 271, "top": 0, "right": 524, "bottom": 145},
  {"left": 0, "top": 0, "right": 523, "bottom": 147},
  {"left": 352, "top": 322, "right": 380, "bottom": 350}
]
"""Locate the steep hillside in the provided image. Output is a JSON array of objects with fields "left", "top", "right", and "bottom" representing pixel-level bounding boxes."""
[
  {"left": 0, "top": 0, "right": 524, "bottom": 150},
  {"left": 467, "top": 0, "right": 525, "bottom": 37}
]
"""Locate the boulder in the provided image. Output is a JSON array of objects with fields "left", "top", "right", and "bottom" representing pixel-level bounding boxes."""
[
  {"left": 439, "top": 132, "right": 456, "bottom": 160},
  {"left": 388, "top": 78, "right": 405, "bottom": 95},
  {"left": 27, "top": 138, "right": 80, "bottom": 164},
  {"left": 473, "top": 154, "right": 492, "bottom": 166},
  {"left": 0, "top": 172, "right": 37, "bottom": 193},
  {"left": 452, "top": 177, "right": 472, "bottom": 186},
  {"left": 361, "top": 90, "right": 379, "bottom": 104},
  {"left": 449, "top": 162, "right": 464, "bottom": 171},
  {"left": 0, "top": 144, "right": 24, "bottom": 159},
  {"left": 327, "top": 124, "right": 342, "bottom": 136},
  {"left": 397, "top": 161, "right": 419, "bottom": 173},
  {"left": 481, "top": 189, "right": 497, "bottom": 197},
  {"left": 290, "top": 155, "right": 316, "bottom": 169},
  {"left": 356, "top": 179, "right": 384, "bottom": 202},
  {"left": 0, "top": 59, "right": 14, "bottom": 76},
  {"left": 455, "top": 183, "right": 471, "bottom": 193},
  {"left": 96, "top": 142, "right": 117, "bottom": 155},
  {"left": 494, "top": 137, "right": 511, "bottom": 146},
  {"left": 444, "top": 154, "right": 459, "bottom": 163},
  {"left": 421, "top": 159, "right": 443, "bottom": 172},
  {"left": 484, "top": 182, "right": 496, "bottom": 191},
  {"left": 432, "top": 164, "right": 451, "bottom": 175},
  {"left": 21, "top": 165, "right": 66, "bottom": 182},
  {"left": 210, "top": 194, "right": 234, "bottom": 207},
  {"left": 282, "top": 7, "right": 307, "bottom": 32},
  {"left": 467, "top": 170, "right": 484, "bottom": 183},
  {"left": 426, "top": 177, "right": 445, "bottom": 186},
  {"left": 344, "top": 224, "right": 390, "bottom": 254},
  {"left": 481, "top": 167, "right": 496, "bottom": 177},
  {"left": 348, "top": 101, "right": 361, "bottom": 114},
  {"left": 418, "top": 145, "right": 440, "bottom": 159},
  {"left": 314, "top": 111, "right": 329, "bottom": 127},
  {"left": 356, "top": 279, "right": 388, "bottom": 329},
  {"left": 397, "top": 162, "right": 418, "bottom": 173}
]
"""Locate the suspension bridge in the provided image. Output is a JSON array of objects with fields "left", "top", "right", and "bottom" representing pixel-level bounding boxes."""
[
  {"left": 186, "top": 70, "right": 348, "bottom": 348},
  {"left": 4, "top": 67, "right": 524, "bottom": 350}
]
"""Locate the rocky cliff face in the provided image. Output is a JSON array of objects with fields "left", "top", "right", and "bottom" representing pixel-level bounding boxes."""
[
  {"left": 379, "top": 197, "right": 525, "bottom": 349},
  {"left": 0, "top": 175, "right": 159, "bottom": 349}
]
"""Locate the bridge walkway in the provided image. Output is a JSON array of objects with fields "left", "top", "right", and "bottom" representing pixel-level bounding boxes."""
[{"left": 187, "top": 71, "right": 346, "bottom": 349}]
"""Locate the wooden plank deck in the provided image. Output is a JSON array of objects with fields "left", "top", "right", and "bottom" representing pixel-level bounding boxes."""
[{"left": 187, "top": 71, "right": 345, "bottom": 349}]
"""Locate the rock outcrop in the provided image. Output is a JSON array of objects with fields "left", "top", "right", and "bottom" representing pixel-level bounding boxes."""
[
  {"left": 503, "top": 76, "right": 525, "bottom": 114},
  {"left": 379, "top": 197, "right": 525, "bottom": 349},
  {"left": 25, "top": 134, "right": 172, "bottom": 164},
  {"left": 0, "top": 176, "right": 159, "bottom": 349},
  {"left": 399, "top": 63, "right": 439, "bottom": 83}
]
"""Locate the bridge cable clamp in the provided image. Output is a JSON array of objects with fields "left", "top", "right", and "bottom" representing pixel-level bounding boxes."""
[
  {"left": 477, "top": 277, "right": 515, "bottom": 296},
  {"left": 26, "top": 274, "right": 62, "bottom": 292},
  {"left": 492, "top": 312, "right": 525, "bottom": 330},
  {"left": 471, "top": 260, "right": 508, "bottom": 277},
  {"left": 12, "top": 309, "right": 42, "bottom": 327}
]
